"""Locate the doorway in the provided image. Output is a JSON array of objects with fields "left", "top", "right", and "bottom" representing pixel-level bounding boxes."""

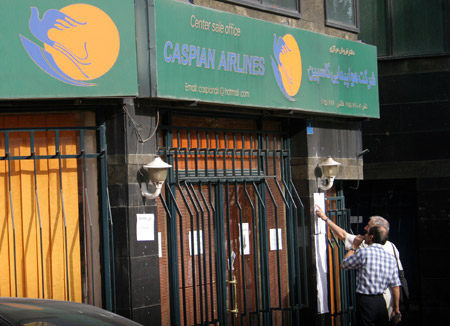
[
  {"left": 0, "top": 112, "right": 113, "bottom": 309},
  {"left": 158, "top": 112, "right": 307, "bottom": 325}
]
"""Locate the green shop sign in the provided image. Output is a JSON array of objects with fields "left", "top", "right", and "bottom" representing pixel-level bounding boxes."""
[
  {"left": 0, "top": 0, "right": 137, "bottom": 99},
  {"left": 151, "top": 0, "right": 379, "bottom": 118}
]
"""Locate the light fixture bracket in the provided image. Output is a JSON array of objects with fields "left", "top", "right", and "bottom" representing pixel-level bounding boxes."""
[
  {"left": 140, "top": 156, "right": 172, "bottom": 199},
  {"left": 317, "top": 156, "right": 341, "bottom": 191}
]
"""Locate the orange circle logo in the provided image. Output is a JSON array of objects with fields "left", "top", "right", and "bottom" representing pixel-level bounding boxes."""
[
  {"left": 271, "top": 34, "right": 302, "bottom": 101},
  {"left": 20, "top": 4, "right": 120, "bottom": 86}
]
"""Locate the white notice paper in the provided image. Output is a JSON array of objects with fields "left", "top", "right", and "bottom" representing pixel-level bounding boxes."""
[
  {"left": 239, "top": 223, "right": 250, "bottom": 255},
  {"left": 136, "top": 214, "right": 155, "bottom": 241},
  {"left": 313, "top": 192, "right": 329, "bottom": 313},
  {"left": 269, "top": 228, "right": 282, "bottom": 251},
  {"left": 189, "top": 230, "right": 203, "bottom": 256},
  {"left": 158, "top": 232, "right": 162, "bottom": 258}
]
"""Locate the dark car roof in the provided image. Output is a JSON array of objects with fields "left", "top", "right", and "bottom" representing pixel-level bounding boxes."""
[{"left": 0, "top": 297, "right": 143, "bottom": 326}]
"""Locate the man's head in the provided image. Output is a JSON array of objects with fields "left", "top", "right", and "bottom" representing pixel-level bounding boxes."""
[
  {"left": 366, "top": 225, "right": 389, "bottom": 245},
  {"left": 364, "top": 215, "right": 390, "bottom": 233}
]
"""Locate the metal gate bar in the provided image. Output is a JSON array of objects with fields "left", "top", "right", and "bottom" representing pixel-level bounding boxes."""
[
  {"left": 224, "top": 181, "right": 235, "bottom": 326},
  {"left": 106, "top": 187, "right": 116, "bottom": 312},
  {"left": 6, "top": 136, "right": 18, "bottom": 297},
  {"left": 289, "top": 180, "right": 309, "bottom": 309},
  {"left": 177, "top": 181, "right": 197, "bottom": 325},
  {"left": 235, "top": 182, "right": 248, "bottom": 321},
  {"left": 161, "top": 172, "right": 306, "bottom": 326},
  {"left": 326, "top": 195, "right": 356, "bottom": 326},
  {"left": 185, "top": 181, "right": 207, "bottom": 325},
  {"left": 242, "top": 181, "right": 261, "bottom": 325},
  {"left": 82, "top": 148, "right": 96, "bottom": 305},
  {"left": 250, "top": 180, "right": 271, "bottom": 324},
  {"left": 56, "top": 134, "right": 71, "bottom": 300},
  {"left": 198, "top": 183, "right": 216, "bottom": 323},
  {"left": 264, "top": 179, "right": 283, "bottom": 322},
  {"left": 189, "top": 182, "right": 209, "bottom": 325},
  {"left": 32, "top": 148, "right": 45, "bottom": 298},
  {"left": 0, "top": 126, "right": 111, "bottom": 306},
  {"left": 159, "top": 115, "right": 308, "bottom": 326},
  {"left": 160, "top": 183, "right": 185, "bottom": 326}
]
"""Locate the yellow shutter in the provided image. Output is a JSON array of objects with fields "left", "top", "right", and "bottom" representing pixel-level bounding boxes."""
[{"left": 0, "top": 114, "right": 82, "bottom": 302}]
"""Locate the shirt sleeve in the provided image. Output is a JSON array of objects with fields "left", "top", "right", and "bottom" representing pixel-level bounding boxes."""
[
  {"left": 341, "top": 249, "right": 362, "bottom": 270},
  {"left": 345, "top": 233, "right": 356, "bottom": 250},
  {"left": 389, "top": 267, "right": 402, "bottom": 288}
]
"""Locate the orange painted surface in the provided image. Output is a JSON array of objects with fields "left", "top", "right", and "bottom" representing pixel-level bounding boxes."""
[{"left": 0, "top": 114, "right": 82, "bottom": 301}]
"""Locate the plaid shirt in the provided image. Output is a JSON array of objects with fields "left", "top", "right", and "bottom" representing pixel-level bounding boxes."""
[{"left": 341, "top": 243, "right": 401, "bottom": 295}]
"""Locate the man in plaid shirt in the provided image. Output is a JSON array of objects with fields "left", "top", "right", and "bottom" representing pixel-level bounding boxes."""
[{"left": 341, "top": 225, "right": 402, "bottom": 326}]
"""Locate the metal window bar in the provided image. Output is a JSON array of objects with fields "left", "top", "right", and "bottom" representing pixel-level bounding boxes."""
[
  {"left": 0, "top": 126, "right": 111, "bottom": 307},
  {"left": 164, "top": 149, "right": 291, "bottom": 181}
]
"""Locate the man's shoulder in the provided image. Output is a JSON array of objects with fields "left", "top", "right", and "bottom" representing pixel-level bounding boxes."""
[
  {"left": 382, "top": 240, "right": 398, "bottom": 255},
  {"left": 369, "top": 243, "right": 385, "bottom": 250},
  {"left": 374, "top": 244, "right": 398, "bottom": 263},
  {"left": 365, "top": 243, "right": 390, "bottom": 255}
]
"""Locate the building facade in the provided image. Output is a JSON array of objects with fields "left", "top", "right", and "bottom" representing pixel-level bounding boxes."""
[
  {"left": 1, "top": 1, "right": 379, "bottom": 325},
  {"left": 345, "top": 1, "right": 450, "bottom": 325}
]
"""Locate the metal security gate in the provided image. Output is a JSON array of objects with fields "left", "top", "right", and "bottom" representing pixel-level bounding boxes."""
[
  {"left": 325, "top": 191, "right": 356, "bottom": 326},
  {"left": 0, "top": 116, "right": 114, "bottom": 310},
  {"left": 157, "top": 113, "right": 309, "bottom": 326}
]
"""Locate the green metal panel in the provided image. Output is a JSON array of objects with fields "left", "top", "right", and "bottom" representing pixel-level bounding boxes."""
[
  {"left": 0, "top": 0, "right": 138, "bottom": 99},
  {"left": 392, "top": 0, "right": 445, "bottom": 56},
  {"left": 358, "top": 0, "right": 388, "bottom": 57},
  {"left": 359, "top": 0, "right": 447, "bottom": 57},
  {"left": 150, "top": 0, "right": 379, "bottom": 118}
]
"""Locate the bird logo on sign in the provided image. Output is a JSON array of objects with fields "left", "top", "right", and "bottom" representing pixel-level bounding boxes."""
[
  {"left": 271, "top": 34, "right": 302, "bottom": 101},
  {"left": 19, "top": 4, "right": 120, "bottom": 86}
]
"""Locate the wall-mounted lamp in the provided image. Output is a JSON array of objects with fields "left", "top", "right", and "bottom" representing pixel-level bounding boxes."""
[
  {"left": 317, "top": 156, "right": 341, "bottom": 191},
  {"left": 140, "top": 156, "right": 172, "bottom": 200}
]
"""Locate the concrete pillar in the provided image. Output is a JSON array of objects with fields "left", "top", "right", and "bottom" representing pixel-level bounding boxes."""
[{"left": 106, "top": 98, "right": 161, "bottom": 325}]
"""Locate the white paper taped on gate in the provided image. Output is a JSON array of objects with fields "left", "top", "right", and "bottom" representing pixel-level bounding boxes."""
[
  {"left": 158, "top": 232, "right": 162, "bottom": 258},
  {"left": 189, "top": 230, "right": 203, "bottom": 256},
  {"left": 136, "top": 214, "right": 155, "bottom": 241},
  {"left": 239, "top": 223, "right": 250, "bottom": 255},
  {"left": 313, "top": 192, "right": 329, "bottom": 313},
  {"left": 269, "top": 228, "right": 282, "bottom": 251}
]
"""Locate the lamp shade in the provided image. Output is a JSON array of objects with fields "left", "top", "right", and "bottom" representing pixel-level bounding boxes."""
[
  {"left": 319, "top": 156, "right": 341, "bottom": 178},
  {"left": 143, "top": 156, "right": 172, "bottom": 183}
]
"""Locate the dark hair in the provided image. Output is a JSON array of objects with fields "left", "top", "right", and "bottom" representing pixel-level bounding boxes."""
[{"left": 369, "top": 225, "right": 388, "bottom": 245}]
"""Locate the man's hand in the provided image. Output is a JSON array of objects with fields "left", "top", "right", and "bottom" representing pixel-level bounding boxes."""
[
  {"left": 315, "top": 205, "right": 328, "bottom": 221},
  {"left": 352, "top": 234, "right": 364, "bottom": 249},
  {"left": 390, "top": 311, "right": 401, "bottom": 325},
  {"left": 315, "top": 205, "right": 348, "bottom": 241}
]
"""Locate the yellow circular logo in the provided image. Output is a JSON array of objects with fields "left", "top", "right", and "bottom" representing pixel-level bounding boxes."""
[
  {"left": 20, "top": 4, "right": 120, "bottom": 86},
  {"left": 46, "top": 4, "right": 120, "bottom": 81},
  {"left": 271, "top": 34, "right": 302, "bottom": 101}
]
